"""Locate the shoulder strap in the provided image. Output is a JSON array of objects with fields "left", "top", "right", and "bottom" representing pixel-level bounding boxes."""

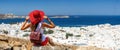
[{"left": 35, "top": 22, "right": 43, "bottom": 32}]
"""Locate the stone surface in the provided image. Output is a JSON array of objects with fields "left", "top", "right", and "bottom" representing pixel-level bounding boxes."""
[
  {"left": 0, "top": 34, "right": 108, "bottom": 50},
  {"left": 0, "top": 34, "right": 32, "bottom": 50}
]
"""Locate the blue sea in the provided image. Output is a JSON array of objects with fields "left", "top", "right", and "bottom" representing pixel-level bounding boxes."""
[{"left": 0, "top": 15, "right": 120, "bottom": 27}]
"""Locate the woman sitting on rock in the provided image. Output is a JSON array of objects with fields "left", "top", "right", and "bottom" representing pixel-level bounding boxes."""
[{"left": 21, "top": 10, "right": 55, "bottom": 46}]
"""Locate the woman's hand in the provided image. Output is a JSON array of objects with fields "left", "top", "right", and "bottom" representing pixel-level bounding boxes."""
[
  {"left": 25, "top": 17, "right": 29, "bottom": 21},
  {"left": 44, "top": 16, "right": 48, "bottom": 19}
]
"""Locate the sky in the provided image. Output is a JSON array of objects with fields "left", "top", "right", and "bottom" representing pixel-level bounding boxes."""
[{"left": 0, "top": 0, "right": 120, "bottom": 15}]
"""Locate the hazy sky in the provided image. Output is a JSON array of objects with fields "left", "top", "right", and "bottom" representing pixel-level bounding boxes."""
[{"left": 0, "top": 0, "right": 120, "bottom": 15}]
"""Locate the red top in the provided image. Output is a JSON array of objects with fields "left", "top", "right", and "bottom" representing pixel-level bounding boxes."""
[{"left": 29, "top": 10, "right": 45, "bottom": 25}]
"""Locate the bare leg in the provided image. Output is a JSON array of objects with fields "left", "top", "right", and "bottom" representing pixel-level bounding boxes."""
[
  {"left": 47, "top": 37, "right": 56, "bottom": 46},
  {"left": 47, "top": 37, "right": 65, "bottom": 46},
  {"left": 46, "top": 37, "right": 77, "bottom": 50}
]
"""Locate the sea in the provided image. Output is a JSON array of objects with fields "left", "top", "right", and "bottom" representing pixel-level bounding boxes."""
[{"left": 0, "top": 15, "right": 120, "bottom": 27}]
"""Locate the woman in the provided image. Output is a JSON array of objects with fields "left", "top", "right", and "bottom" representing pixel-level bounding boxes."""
[{"left": 21, "top": 10, "right": 55, "bottom": 46}]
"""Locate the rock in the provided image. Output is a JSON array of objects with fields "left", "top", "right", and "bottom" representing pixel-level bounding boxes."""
[
  {"left": 0, "top": 34, "right": 109, "bottom": 50},
  {"left": 0, "top": 41, "right": 10, "bottom": 49},
  {"left": 13, "top": 47, "right": 21, "bottom": 50},
  {"left": 0, "top": 34, "right": 33, "bottom": 50},
  {"left": 0, "top": 34, "right": 8, "bottom": 40}
]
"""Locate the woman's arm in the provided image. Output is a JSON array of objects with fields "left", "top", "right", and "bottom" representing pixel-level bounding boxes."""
[
  {"left": 21, "top": 17, "right": 31, "bottom": 30},
  {"left": 43, "top": 16, "right": 55, "bottom": 28}
]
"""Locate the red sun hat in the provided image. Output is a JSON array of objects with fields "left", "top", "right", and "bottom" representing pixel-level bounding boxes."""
[{"left": 29, "top": 10, "right": 45, "bottom": 25}]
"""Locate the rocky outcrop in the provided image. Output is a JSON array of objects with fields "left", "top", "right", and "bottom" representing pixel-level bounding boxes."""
[
  {"left": 0, "top": 14, "right": 5, "bottom": 19},
  {"left": 0, "top": 34, "right": 33, "bottom": 50},
  {"left": 0, "top": 34, "right": 108, "bottom": 50}
]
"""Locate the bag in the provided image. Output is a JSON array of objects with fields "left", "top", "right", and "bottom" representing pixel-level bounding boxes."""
[
  {"left": 30, "top": 31, "right": 42, "bottom": 43},
  {"left": 30, "top": 32, "right": 40, "bottom": 40}
]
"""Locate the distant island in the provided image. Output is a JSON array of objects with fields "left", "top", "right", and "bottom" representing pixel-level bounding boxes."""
[
  {"left": 0, "top": 13, "right": 27, "bottom": 19},
  {"left": 0, "top": 14, "right": 70, "bottom": 19},
  {"left": 50, "top": 15, "right": 69, "bottom": 18},
  {"left": 0, "top": 14, "right": 5, "bottom": 19}
]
